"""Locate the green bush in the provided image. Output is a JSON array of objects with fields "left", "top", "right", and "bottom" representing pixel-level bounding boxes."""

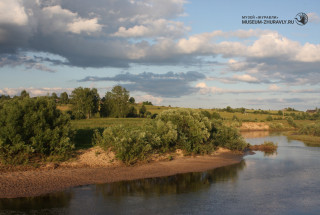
[
  {"left": 266, "top": 115, "right": 273, "bottom": 121},
  {"left": 269, "top": 122, "right": 284, "bottom": 130},
  {"left": 287, "top": 116, "right": 297, "bottom": 128},
  {"left": 94, "top": 108, "right": 247, "bottom": 164},
  {"left": 298, "top": 123, "right": 320, "bottom": 136},
  {"left": 211, "top": 121, "right": 247, "bottom": 150},
  {"left": 0, "top": 97, "right": 74, "bottom": 164}
]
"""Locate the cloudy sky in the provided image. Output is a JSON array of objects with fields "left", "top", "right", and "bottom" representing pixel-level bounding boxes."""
[{"left": 1, "top": 0, "right": 320, "bottom": 110}]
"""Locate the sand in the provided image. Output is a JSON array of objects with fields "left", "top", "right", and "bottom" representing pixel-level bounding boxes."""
[{"left": 0, "top": 147, "right": 243, "bottom": 198}]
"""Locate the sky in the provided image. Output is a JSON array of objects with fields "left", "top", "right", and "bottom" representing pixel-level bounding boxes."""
[{"left": 0, "top": 0, "right": 320, "bottom": 110}]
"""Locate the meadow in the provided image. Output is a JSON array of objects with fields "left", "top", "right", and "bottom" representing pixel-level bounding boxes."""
[{"left": 58, "top": 104, "right": 320, "bottom": 151}]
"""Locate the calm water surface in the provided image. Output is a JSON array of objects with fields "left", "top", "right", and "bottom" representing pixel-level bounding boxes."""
[{"left": 1, "top": 132, "right": 320, "bottom": 215}]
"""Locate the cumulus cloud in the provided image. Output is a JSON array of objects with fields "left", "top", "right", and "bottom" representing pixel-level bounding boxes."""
[
  {"left": 134, "top": 94, "right": 163, "bottom": 105},
  {"left": 269, "top": 84, "right": 281, "bottom": 91},
  {"left": 41, "top": 5, "right": 102, "bottom": 34},
  {"left": 307, "top": 12, "right": 320, "bottom": 23},
  {"left": 232, "top": 74, "right": 259, "bottom": 83},
  {"left": 79, "top": 71, "right": 205, "bottom": 97},
  {"left": 0, "top": 0, "right": 28, "bottom": 26},
  {"left": 112, "top": 19, "right": 189, "bottom": 38},
  {"left": 0, "top": 0, "right": 319, "bottom": 88}
]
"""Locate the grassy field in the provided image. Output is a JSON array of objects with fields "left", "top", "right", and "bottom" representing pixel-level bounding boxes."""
[{"left": 57, "top": 104, "right": 319, "bottom": 149}]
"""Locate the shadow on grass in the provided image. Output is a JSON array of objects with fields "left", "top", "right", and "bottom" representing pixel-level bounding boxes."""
[{"left": 73, "top": 128, "right": 104, "bottom": 150}]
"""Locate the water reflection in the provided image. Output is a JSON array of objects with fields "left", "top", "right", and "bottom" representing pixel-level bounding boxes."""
[
  {"left": 2, "top": 132, "right": 320, "bottom": 214},
  {"left": 0, "top": 191, "right": 72, "bottom": 213},
  {"left": 95, "top": 160, "right": 246, "bottom": 199},
  {"left": 241, "top": 131, "right": 270, "bottom": 138}
]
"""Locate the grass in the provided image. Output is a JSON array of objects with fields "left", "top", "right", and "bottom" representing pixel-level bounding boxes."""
[
  {"left": 56, "top": 104, "right": 72, "bottom": 112},
  {"left": 63, "top": 104, "right": 318, "bottom": 150},
  {"left": 71, "top": 117, "right": 146, "bottom": 129},
  {"left": 249, "top": 141, "right": 278, "bottom": 156},
  {"left": 287, "top": 134, "right": 320, "bottom": 147}
]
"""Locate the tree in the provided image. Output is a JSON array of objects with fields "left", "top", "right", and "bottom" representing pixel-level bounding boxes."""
[
  {"left": 51, "top": 92, "right": 58, "bottom": 101},
  {"left": 127, "top": 106, "right": 137, "bottom": 118},
  {"left": 142, "top": 101, "right": 153, "bottom": 105},
  {"left": 60, "top": 92, "right": 69, "bottom": 104},
  {"left": 100, "top": 86, "right": 130, "bottom": 118},
  {"left": 129, "top": 97, "right": 135, "bottom": 104},
  {"left": 0, "top": 96, "right": 74, "bottom": 164},
  {"left": 71, "top": 87, "right": 100, "bottom": 119},
  {"left": 20, "top": 90, "right": 29, "bottom": 98},
  {"left": 139, "top": 105, "right": 147, "bottom": 117}
]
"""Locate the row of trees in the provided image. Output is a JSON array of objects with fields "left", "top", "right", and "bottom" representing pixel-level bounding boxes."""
[{"left": 70, "top": 86, "right": 151, "bottom": 119}]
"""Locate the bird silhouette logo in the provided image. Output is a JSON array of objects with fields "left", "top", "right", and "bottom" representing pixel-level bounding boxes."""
[{"left": 295, "top": 12, "right": 308, "bottom": 25}]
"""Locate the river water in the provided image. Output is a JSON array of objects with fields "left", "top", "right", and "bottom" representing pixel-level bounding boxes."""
[{"left": 1, "top": 132, "right": 320, "bottom": 215}]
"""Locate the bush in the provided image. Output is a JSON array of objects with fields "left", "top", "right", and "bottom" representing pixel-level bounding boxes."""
[
  {"left": 0, "top": 97, "right": 74, "bottom": 164},
  {"left": 94, "top": 108, "right": 247, "bottom": 164},
  {"left": 266, "top": 115, "right": 273, "bottom": 121},
  {"left": 298, "top": 123, "right": 320, "bottom": 136},
  {"left": 287, "top": 116, "right": 297, "bottom": 128},
  {"left": 211, "top": 121, "right": 247, "bottom": 150},
  {"left": 269, "top": 122, "right": 284, "bottom": 130},
  {"left": 211, "top": 112, "right": 221, "bottom": 119}
]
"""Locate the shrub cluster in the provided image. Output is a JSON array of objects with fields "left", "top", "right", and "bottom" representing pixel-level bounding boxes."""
[
  {"left": 0, "top": 97, "right": 74, "bottom": 164},
  {"left": 94, "top": 109, "right": 247, "bottom": 164},
  {"left": 298, "top": 123, "right": 320, "bottom": 136},
  {"left": 269, "top": 122, "right": 284, "bottom": 130}
]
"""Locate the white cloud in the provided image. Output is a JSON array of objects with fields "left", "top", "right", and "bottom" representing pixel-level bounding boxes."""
[
  {"left": 135, "top": 94, "right": 163, "bottom": 105},
  {"left": 269, "top": 84, "right": 281, "bottom": 91},
  {"left": 67, "top": 18, "right": 102, "bottom": 34},
  {"left": 195, "top": 82, "right": 224, "bottom": 94},
  {"left": 232, "top": 74, "right": 258, "bottom": 83},
  {"left": 112, "top": 19, "right": 189, "bottom": 38},
  {"left": 41, "top": 5, "right": 102, "bottom": 34},
  {"left": 307, "top": 12, "right": 320, "bottom": 23},
  {"left": 0, "top": 0, "right": 28, "bottom": 26}
]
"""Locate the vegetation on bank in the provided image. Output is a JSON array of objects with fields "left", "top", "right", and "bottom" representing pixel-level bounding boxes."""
[
  {"left": 1, "top": 87, "right": 319, "bottom": 166},
  {"left": 0, "top": 96, "right": 74, "bottom": 164},
  {"left": 93, "top": 109, "right": 248, "bottom": 164},
  {"left": 249, "top": 141, "right": 278, "bottom": 154},
  {"left": 287, "top": 122, "right": 320, "bottom": 146}
]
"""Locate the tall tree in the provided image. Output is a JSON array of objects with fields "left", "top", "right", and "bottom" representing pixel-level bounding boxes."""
[
  {"left": 51, "top": 92, "right": 58, "bottom": 101},
  {"left": 100, "top": 86, "right": 130, "bottom": 118},
  {"left": 71, "top": 87, "right": 100, "bottom": 119},
  {"left": 60, "top": 92, "right": 69, "bottom": 104},
  {"left": 139, "top": 105, "right": 147, "bottom": 117},
  {"left": 129, "top": 97, "right": 135, "bottom": 104},
  {"left": 20, "top": 90, "right": 29, "bottom": 98}
]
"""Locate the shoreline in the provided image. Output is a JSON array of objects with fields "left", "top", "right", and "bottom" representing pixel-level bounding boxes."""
[{"left": 0, "top": 151, "right": 243, "bottom": 198}]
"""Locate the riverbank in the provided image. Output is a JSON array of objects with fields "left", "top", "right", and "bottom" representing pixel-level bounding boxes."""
[
  {"left": 286, "top": 132, "right": 320, "bottom": 147},
  {"left": 0, "top": 148, "right": 243, "bottom": 198}
]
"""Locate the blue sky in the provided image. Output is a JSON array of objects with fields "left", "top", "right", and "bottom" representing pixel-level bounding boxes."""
[{"left": 0, "top": 0, "right": 320, "bottom": 110}]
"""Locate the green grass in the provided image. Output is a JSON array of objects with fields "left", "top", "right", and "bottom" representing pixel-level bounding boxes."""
[
  {"left": 287, "top": 133, "right": 320, "bottom": 147},
  {"left": 65, "top": 104, "right": 318, "bottom": 150}
]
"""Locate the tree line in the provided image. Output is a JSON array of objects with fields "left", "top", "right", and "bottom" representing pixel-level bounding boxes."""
[
  {"left": 0, "top": 86, "right": 154, "bottom": 120},
  {"left": 69, "top": 85, "right": 153, "bottom": 119}
]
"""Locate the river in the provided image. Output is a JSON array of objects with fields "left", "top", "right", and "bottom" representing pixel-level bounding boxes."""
[{"left": 1, "top": 132, "right": 320, "bottom": 215}]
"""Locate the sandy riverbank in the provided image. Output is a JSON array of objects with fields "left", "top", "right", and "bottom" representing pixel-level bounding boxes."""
[{"left": 0, "top": 148, "right": 243, "bottom": 198}]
